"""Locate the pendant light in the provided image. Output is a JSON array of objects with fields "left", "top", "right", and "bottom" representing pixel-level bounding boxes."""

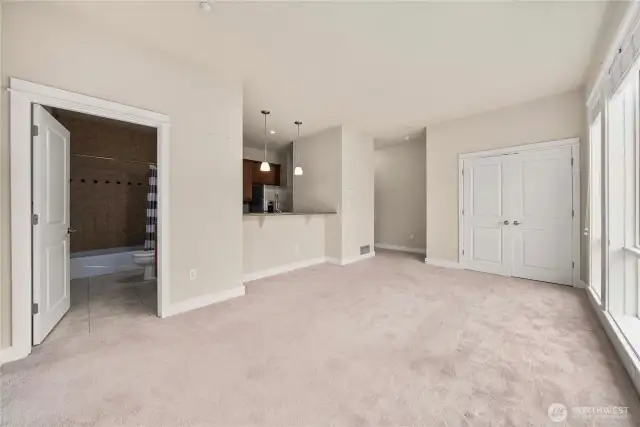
[
  {"left": 293, "top": 121, "right": 303, "bottom": 176},
  {"left": 260, "top": 110, "right": 271, "bottom": 172}
]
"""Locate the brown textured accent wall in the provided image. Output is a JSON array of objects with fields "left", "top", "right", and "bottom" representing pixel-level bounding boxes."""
[{"left": 54, "top": 110, "right": 157, "bottom": 253}]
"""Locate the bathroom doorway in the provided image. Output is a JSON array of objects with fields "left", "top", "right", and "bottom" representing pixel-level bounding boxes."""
[
  {"left": 32, "top": 105, "right": 161, "bottom": 345},
  {"left": 7, "top": 78, "right": 171, "bottom": 362}
]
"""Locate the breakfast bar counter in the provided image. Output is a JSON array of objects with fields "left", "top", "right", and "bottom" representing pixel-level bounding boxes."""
[
  {"left": 243, "top": 211, "right": 336, "bottom": 217},
  {"left": 243, "top": 212, "right": 336, "bottom": 282}
]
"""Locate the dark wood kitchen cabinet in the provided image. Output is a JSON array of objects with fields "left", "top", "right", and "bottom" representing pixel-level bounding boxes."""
[
  {"left": 243, "top": 161, "right": 253, "bottom": 201},
  {"left": 251, "top": 162, "right": 280, "bottom": 186},
  {"left": 267, "top": 165, "right": 281, "bottom": 186},
  {"left": 243, "top": 160, "right": 281, "bottom": 201}
]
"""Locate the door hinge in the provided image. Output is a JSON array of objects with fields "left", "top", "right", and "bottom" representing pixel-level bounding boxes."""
[
  {"left": 32, "top": 125, "right": 39, "bottom": 137},
  {"left": 572, "top": 209, "right": 575, "bottom": 217},
  {"left": 461, "top": 169, "right": 464, "bottom": 176},
  {"left": 462, "top": 249, "right": 465, "bottom": 255},
  {"left": 32, "top": 213, "right": 39, "bottom": 225},
  {"left": 462, "top": 209, "right": 465, "bottom": 215},
  {"left": 32, "top": 303, "right": 39, "bottom": 315},
  {"left": 571, "top": 158, "right": 574, "bottom": 166},
  {"left": 572, "top": 261, "right": 575, "bottom": 269}
]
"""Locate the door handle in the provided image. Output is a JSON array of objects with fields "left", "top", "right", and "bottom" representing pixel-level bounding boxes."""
[
  {"left": 503, "top": 220, "right": 510, "bottom": 225},
  {"left": 67, "top": 228, "right": 77, "bottom": 235},
  {"left": 513, "top": 221, "right": 521, "bottom": 226}
]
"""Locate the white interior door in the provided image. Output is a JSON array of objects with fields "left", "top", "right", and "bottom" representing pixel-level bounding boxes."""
[
  {"left": 462, "top": 156, "right": 511, "bottom": 276},
  {"left": 32, "top": 104, "right": 71, "bottom": 345},
  {"left": 510, "top": 147, "right": 574, "bottom": 285}
]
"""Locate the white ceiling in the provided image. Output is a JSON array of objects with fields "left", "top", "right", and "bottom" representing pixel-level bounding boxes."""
[{"left": 47, "top": 1, "right": 607, "bottom": 148}]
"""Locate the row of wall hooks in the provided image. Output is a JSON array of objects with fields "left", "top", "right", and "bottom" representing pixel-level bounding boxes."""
[
  {"left": 71, "top": 179, "right": 145, "bottom": 186},
  {"left": 71, "top": 153, "right": 156, "bottom": 166}
]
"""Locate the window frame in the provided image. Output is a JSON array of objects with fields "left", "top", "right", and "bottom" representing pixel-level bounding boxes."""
[
  {"left": 608, "top": 66, "right": 640, "bottom": 319},
  {"left": 588, "top": 111, "right": 603, "bottom": 301}
]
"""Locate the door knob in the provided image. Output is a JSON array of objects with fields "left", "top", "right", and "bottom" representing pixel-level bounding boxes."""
[
  {"left": 503, "top": 220, "right": 510, "bottom": 225},
  {"left": 513, "top": 221, "right": 521, "bottom": 226}
]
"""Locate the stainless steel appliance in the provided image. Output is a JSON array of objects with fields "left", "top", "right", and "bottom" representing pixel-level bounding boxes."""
[{"left": 250, "top": 185, "right": 291, "bottom": 213}]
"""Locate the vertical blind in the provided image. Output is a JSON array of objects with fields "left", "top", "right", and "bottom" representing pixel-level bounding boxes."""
[{"left": 609, "top": 17, "right": 640, "bottom": 94}]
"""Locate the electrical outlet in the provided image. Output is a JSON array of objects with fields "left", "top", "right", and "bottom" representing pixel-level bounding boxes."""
[{"left": 189, "top": 269, "right": 197, "bottom": 281}]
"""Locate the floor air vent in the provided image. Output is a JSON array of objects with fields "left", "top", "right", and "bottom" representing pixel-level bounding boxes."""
[{"left": 360, "top": 245, "right": 371, "bottom": 255}]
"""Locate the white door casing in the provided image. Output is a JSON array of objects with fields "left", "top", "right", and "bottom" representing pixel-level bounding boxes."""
[
  {"left": 32, "top": 104, "right": 71, "bottom": 345},
  {"left": 510, "top": 146, "right": 574, "bottom": 285},
  {"left": 462, "top": 156, "right": 511, "bottom": 276},
  {"left": 460, "top": 140, "right": 578, "bottom": 286},
  {"left": 6, "top": 78, "right": 171, "bottom": 364}
]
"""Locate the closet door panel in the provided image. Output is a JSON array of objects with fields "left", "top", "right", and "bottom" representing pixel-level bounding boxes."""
[
  {"left": 510, "top": 147, "right": 574, "bottom": 285},
  {"left": 462, "top": 156, "right": 511, "bottom": 276}
]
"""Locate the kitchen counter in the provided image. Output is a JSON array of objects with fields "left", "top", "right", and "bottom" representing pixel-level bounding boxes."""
[
  {"left": 243, "top": 211, "right": 336, "bottom": 217},
  {"left": 243, "top": 211, "right": 334, "bottom": 282}
]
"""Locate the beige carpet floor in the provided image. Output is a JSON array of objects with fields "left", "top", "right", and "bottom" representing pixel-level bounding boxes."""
[{"left": 2, "top": 250, "right": 639, "bottom": 426}]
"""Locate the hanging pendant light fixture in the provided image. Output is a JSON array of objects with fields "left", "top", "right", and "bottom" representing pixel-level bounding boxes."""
[
  {"left": 293, "top": 121, "right": 303, "bottom": 176},
  {"left": 260, "top": 110, "right": 271, "bottom": 172}
]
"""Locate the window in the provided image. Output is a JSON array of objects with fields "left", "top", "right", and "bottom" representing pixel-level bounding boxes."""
[
  {"left": 587, "top": 11, "right": 640, "bottom": 376},
  {"left": 606, "top": 68, "right": 640, "bottom": 320}
]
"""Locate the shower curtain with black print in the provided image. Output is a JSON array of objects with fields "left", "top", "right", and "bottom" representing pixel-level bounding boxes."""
[{"left": 145, "top": 165, "right": 157, "bottom": 251}]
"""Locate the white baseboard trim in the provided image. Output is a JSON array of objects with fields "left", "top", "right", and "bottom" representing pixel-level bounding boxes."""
[
  {"left": 0, "top": 344, "right": 27, "bottom": 365},
  {"left": 329, "top": 251, "right": 376, "bottom": 266},
  {"left": 374, "top": 243, "right": 425, "bottom": 254},
  {"left": 163, "top": 285, "right": 245, "bottom": 317},
  {"left": 575, "top": 279, "right": 588, "bottom": 289},
  {"left": 424, "top": 257, "right": 463, "bottom": 269},
  {"left": 585, "top": 287, "right": 640, "bottom": 396},
  {"left": 243, "top": 257, "right": 327, "bottom": 283}
]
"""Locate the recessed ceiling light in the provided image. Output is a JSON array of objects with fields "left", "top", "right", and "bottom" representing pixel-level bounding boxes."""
[
  {"left": 199, "top": 1, "right": 212, "bottom": 12},
  {"left": 269, "top": 130, "right": 276, "bottom": 135}
]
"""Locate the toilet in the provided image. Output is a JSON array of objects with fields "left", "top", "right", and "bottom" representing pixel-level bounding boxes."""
[{"left": 132, "top": 250, "right": 155, "bottom": 280}]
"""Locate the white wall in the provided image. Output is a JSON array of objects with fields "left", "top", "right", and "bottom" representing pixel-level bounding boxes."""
[
  {"left": 293, "top": 125, "right": 374, "bottom": 263},
  {"left": 341, "top": 127, "right": 374, "bottom": 261},
  {"left": 426, "top": 89, "right": 587, "bottom": 275},
  {"left": 293, "top": 126, "right": 342, "bottom": 260},
  {"left": 0, "top": 2, "right": 4, "bottom": 349},
  {"left": 1, "top": 3, "right": 243, "bottom": 349},
  {"left": 374, "top": 135, "right": 426, "bottom": 252}
]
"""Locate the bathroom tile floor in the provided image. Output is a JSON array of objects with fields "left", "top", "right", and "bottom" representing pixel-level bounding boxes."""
[{"left": 45, "top": 270, "right": 158, "bottom": 344}]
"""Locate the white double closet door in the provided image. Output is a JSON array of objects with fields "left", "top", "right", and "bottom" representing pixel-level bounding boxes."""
[{"left": 462, "top": 146, "right": 575, "bottom": 286}]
